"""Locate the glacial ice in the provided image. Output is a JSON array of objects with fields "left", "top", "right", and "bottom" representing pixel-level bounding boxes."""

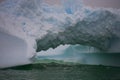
[{"left": 0, "top": 0, "right": 120, "bottom": 68}]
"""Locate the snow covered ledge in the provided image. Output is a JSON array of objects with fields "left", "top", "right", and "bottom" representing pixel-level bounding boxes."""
[{"left": 0, "top": 32, "right": 34, "bottom": 68}]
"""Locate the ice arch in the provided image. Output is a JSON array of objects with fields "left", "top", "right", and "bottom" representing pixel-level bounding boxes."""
[{"left": 36, "top": 11, "right": 120, "bottom": 52}]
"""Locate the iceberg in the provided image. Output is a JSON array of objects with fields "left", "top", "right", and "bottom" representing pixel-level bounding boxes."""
[
  {"left": 61, "top": 0, "right": 83, "bottom": 14},
  {"left": 0, "top": 0, "right": 120, "bottom": 68}
]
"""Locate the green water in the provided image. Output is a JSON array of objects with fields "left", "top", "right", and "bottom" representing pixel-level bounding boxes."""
[
  {"left": 0, "top": 63, "right": 120, "bottom": 80},
  {"left": 36, "top": 53, "right": 120, "bottom": 66}
]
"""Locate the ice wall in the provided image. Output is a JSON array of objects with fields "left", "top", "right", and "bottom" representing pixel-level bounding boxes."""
[{"left": 0, "top": 32, "right": 31, "bottom": 68}]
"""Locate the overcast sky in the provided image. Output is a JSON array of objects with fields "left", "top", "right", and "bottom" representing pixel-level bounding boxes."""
[
  {"left": 45, "top": 0, "right": 120, "bottom": 9},
  {"left": 84, "top": 0, "right": 120, "bottom": 8},
  {"left": 0, "top": 0, "right": 120, "bottom": 8}
]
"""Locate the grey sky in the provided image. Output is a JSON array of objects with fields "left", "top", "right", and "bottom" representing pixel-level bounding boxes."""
[
  {"left": 0, "top": 0, "right": 120, "bottom": 8},
  {"left": 45, "top": 0, "right": 120, "bottom": 9},
  {"left": 84, "top": 0, "right": 120, "bottom": 8}
]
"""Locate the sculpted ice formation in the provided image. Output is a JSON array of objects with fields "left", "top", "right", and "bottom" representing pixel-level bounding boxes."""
[
  {"left": 36, "top": 10, "right": 120, "bottom": 52},
  {"left": 0, "top": 0, "right": 120, "bottom": 68}
]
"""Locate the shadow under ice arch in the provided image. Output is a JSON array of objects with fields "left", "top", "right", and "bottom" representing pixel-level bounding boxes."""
[{"left": 36, "top": 10, "right": 120, "bottom": 52}]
